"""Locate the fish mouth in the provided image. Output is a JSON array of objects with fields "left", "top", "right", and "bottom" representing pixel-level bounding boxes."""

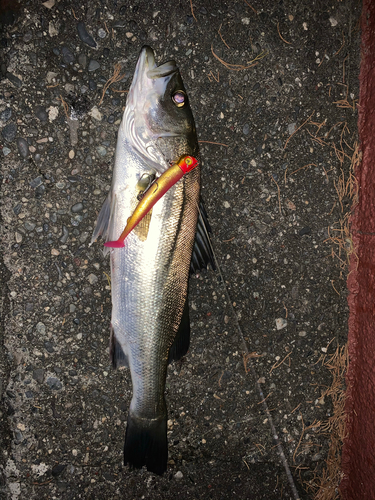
[{"left": 134, "top": 46, "right": 178, "bottom": 82}]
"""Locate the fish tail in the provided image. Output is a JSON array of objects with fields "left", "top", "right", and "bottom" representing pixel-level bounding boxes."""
[{"left": 124, "top": 412, "right": 167, "bottom": 475}]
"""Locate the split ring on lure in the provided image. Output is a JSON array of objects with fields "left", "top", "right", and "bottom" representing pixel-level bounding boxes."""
[{"left": 104, "top": 155, "right": 198, "bottom": 248}]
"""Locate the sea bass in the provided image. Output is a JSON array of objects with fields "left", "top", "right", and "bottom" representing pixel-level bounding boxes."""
[{"left": 91, "top": 46, "right": 214, "bottom": 475}]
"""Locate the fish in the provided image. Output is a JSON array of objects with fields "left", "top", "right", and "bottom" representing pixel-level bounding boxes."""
[
  {"left": 104, "top": 155, "right": 199, "bottom": 248},
  {"left": 91, "top": 46, "right": 215, "bottom": 475}
]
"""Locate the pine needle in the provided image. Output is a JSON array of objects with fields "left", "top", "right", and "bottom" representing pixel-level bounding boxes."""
[{"left": 99, "top": 63, "right": 126, "bottom": 106}]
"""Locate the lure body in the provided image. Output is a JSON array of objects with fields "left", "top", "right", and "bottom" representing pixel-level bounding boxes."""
[{"left": 104, "top": 155, "right": 198, "bottom": 248}]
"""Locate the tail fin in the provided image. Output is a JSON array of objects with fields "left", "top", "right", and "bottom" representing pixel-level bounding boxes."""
[{"left": 124, "top": 413, "right": 167, "bottom": 475}]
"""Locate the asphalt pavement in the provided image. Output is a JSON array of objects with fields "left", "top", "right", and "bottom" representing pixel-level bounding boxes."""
[{"left": 0, "top": 1, "right": 360, "bottom": 499}]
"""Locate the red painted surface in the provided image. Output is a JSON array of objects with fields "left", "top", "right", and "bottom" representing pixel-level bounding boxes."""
[{"left": 341, "top": 1, "right": 375, "bottom": 498}]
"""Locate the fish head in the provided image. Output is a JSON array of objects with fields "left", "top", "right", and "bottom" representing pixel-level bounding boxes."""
[{"left": 125, "top": 46, "right": 198, "bottom": 170}]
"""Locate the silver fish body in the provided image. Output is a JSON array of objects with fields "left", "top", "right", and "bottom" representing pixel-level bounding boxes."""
[{"left": 91, "top": 46, "right": 211, "bottom": 474}]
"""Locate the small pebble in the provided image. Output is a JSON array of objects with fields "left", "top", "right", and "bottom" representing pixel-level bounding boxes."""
[
  {"left": 80, "top": 232, "right": 89, "bottom": 243},
  {"left": 36, "top": 322, "right": 46, "bottom": 334},
  {"left": 42, "top": 0, "right": 55, "bottom": 8},
  {"left": 44, "top": 341, "right": 54, "bottom": 353},
  {"left": 51, "top": 248, "right": 60, "bottom": 256},
  {"left": 33, "top": 369, "right": 45, "bottom": 384},
  {"left": 78, "top": 53, "right": 87, "bottom": 69},
  {"left": 24, "top": 221, "right": 36, "bottom": 231},
  {"left": 329, "top": 17, "right": 338, "bottom": 27},
  {"left": 34, "top": 105, "right": 48, "bottom": 122},
  {"left": 288, "top": 123, "right": 296, "bottom": 135},
  {"left": 16, "top": 137, "right": 29, "bottom": 158},
  {"left": 46, "top": 377, "right": 62, "bottom": 390},
  {"left": 22, "top": 31, "right": 33, "bottom": 43},
  {"left": 2, "top": 122, "right": 17, "bottom": 142},
  {"left": 71, "top": 202, "right": 83, "bottom": 213},
  {"left": 69, "top": 149, "right": 75, "bottom": 159},
  {"left": 243, "top": 123, "right": 250, "bottom": 135},
  {"left": 6, "top": 72, "right": 22, "bottom": 88},
  {"left": 88, "top": 103, "right": 103, "bottom": 121},
  {"left": 52, "top": 464, "right": 66, "bottom": 477},
  {"left": 174, "top": 471, "right": 183, "bottom": 480},
  {"left": 13, "top": 203, "right": 22, "bottom": 215},
  {"left": 113, "top": 20, "right": 126, "bottom": 28},
  {"left": 299, "top": 226, "right": 311, "bottom": 236},
  {"left": 61, "top": 46, "right": 75, "bottom": 64},
  {"left": 2, "top": 147, "right": 11, "bottom": 156},
  {"left": 88, "top": 60, "right": 100, "bottom": 72},
  {"left": 88, "top": 274, "right": 98, "bottom": 285},
  {"left": 77, "top": 21, "right": 97, "bottom": 48},
  {"left": 98, "top": 28, "right": 107, "bottom": 39},
  {"left": 59, "top": 226, "right": 69, "bottom": 244},
  {"left": 275, "top": 318, "right": 287, "bottom": 330},
  {"left": 0, "top": 107, "right": 12, "bottom": 122},
  {"left": 89, "top": 79, "right": 97, "bottom": 91},
  {"left": 97, "top": 145, "right": 107, "bottom": 156}
]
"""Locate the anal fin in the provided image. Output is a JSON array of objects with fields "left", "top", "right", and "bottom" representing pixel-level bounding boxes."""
[
  {"left": 110, "top": 325, "right": 129, "bottom": 369},
  {"left": 168, "top": 297, "right": 190, "bottom": 363}
]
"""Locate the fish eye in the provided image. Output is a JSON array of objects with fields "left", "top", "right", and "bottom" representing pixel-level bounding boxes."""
[{"left": 172, "top": 91, "right": 186, "bottom": 107}]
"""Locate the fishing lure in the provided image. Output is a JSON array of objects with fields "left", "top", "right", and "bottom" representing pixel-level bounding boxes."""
[{"left": 104, "top": 155, "right": 198, "bottom": 248}]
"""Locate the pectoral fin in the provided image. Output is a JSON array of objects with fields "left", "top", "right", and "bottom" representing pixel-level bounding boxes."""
[
  {"left": 91, "top": 191, "right": 119, "bottom": 256},
  {"left": 91, "top": 192, "right": 112, "bottom": 245}
]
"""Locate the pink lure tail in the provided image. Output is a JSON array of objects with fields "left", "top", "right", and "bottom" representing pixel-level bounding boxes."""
[{"left": 104, "top": 240, "right": 125, "bottom": 248}]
